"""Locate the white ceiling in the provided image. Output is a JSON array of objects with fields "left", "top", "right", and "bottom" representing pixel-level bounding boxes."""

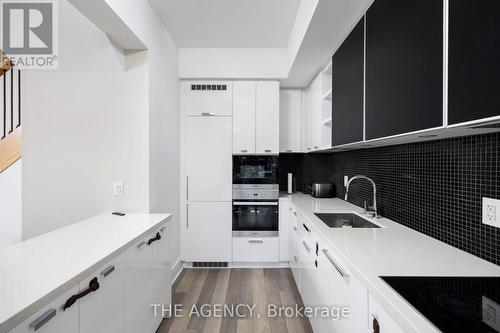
[
  {"left": 282, "top": 0, "right": 374, "bottom": 87},
  {"left": 149, "top": 0, "right": 301, "bottom": 48}
]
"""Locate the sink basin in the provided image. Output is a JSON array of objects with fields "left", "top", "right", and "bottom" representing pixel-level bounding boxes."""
[{"left": 314, "top": 213, "right": 381, "bottom": 228}]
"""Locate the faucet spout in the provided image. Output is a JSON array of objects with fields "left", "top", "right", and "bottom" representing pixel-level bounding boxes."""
[{"left": 344, "top": 175, "right": 379, "bottom": 218}]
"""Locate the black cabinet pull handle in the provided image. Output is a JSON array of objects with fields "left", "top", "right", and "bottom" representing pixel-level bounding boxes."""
[
  {"left": 303, "top": 223, "right": 310, "bottom": 233},
  {"left": 63, "top": 277, "right": 99, "bottom": 311},
  {"left": 147, "top": 232, "right": 161, "bottom": 245},
  {"left": 372, "top": 315, "right": 380, "bottom": 333}
]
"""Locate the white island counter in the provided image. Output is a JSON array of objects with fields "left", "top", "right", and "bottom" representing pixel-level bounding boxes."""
[{"left": 0, "top": 213, "right": 171, "bottom": 333}]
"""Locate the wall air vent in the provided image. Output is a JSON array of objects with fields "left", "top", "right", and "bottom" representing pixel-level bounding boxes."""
[
  {"left": 192, "top": 262, "right": 228, "bottom": 268},
  {"left": 191, "top": 84, "right": 226, "bottom": 91}
]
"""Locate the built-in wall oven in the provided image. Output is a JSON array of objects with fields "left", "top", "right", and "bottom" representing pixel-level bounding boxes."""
[
  {"left": 232, "top": 156, "right": 279, "bottom": 237},
  {"left": 232, "top": 185, "right": 279, "bottom": 237}
]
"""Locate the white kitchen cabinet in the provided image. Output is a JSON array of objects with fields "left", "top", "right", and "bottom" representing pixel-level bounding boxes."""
[
  {"left": 180, "top": 81, "right": 233, "bottom": 116},
  {"left": 310, "top": 245, "right": 368, "bottom": 333},
  {"left": 185, "top": 116, "right": 232, "bottom": 202},
  {"left": 79, "top": 253, "right": 126, "bottom": 333},
  {"left": 232, "top": 81, "right": 279, "bottom": 154},
  {"left": 9, "top": 286, "right": 79, "bottom": 333},
  {"left": 297, "top": 228, "right": 315, "bottom": 306},
  {"left": 233, "top": 81, "right": 256, "bottom": 154},
  {"left": 184, "top": 202, "right": 232, "bottom": 262},
  {"left": 256, "top": 81, "right": 280, "bottom": 154},
  {"left": 7, "top": 219, "right": 171, "bottom": 333},
  {"left": 288, "top": 206, "right": 300, "bottom": 289},
  {"left": 369, "top": 294, "right": 404, "bottom": 333},
  {"left": 124, "top": 235, "right": 155, "bottom": 333},
  {"left": 302, "top": 87, "right": 312, "bottom": 152},
  {"left": 279, "top": 90, "right": 302, "bottom": 153},
  {"left": 150, "top": 225, "right": 171, "bottom": 329},
  {"left": 232, "top": 237, "right": 280, "bottom": 262},
  {"left": 309, "top": 73, "right": 323, "bottom": 151},
  {"left": 278, "top": 199, "right": 290, "bottom": 261}
]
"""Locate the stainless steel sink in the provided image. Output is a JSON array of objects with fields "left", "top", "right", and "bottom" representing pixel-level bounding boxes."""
[{"left": 314, "top": 213, "right": 381, "bottom": 228}]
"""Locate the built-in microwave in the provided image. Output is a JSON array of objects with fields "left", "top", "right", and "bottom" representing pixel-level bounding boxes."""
[{"left": 232, "top": 156, "right": 278, "bottom": 184}]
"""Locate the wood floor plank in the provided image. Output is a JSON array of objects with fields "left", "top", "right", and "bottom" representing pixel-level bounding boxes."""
[
  {"left": 220, "top": 269, "right": 240, "bottom": 333},
  {"left": 202, "top": 269, "right": 230, "bottom": 333},
  {"left": 237, "top": 318, "right": 254, "bottom": 333},
  {"left": 253, "top": 268, "right": 271, "bottom": 333},
  {"left": 162, "top": 269, "right": 209, "bottom": 333},
  {"left": 264, "top": 269, "right": 288, "bottom": 333},
  {"left": 187, "top": 269, "right": 219, "bottom": 331}
]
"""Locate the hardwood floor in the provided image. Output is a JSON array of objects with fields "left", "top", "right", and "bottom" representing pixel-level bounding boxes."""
[{"left": 157, "top": 268, "right": 313, "bottom": 333}]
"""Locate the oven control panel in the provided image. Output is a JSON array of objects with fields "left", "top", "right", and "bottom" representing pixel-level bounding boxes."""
[{"left": 232, "top": 184, "right": 279, "bottom": 201}]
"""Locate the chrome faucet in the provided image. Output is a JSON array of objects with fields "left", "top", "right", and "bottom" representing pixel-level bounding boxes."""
[{"left": 344, "top": 175, "right": 379, "bottom": 218}]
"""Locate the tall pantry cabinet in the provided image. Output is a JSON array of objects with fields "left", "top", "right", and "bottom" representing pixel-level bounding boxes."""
[{"left": 180, "top": 82, "right": 233, "bottom": 263}]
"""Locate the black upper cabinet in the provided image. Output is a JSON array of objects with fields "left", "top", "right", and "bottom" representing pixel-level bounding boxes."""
[
  {"left": 365, "top": 0, "right": 444, "bottom": 140},
  {"left": 332, "top": 17, "right": 365, "bottom": 146},
  {"left": 448, "top": 0, "right": 500, "bottom": 125}
]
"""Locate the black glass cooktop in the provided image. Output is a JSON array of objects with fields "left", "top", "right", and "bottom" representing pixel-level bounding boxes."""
[{"left": 381, "top": 276, "right": 500, "bottom": 332}]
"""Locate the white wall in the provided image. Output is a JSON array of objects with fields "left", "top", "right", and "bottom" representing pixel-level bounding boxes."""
[
  {"left": 0, "top": 159, "right": 22, "bottom": 247},
  {"left": 177, "top": 0, "right": 318, "bottom": 80},
  {"left": 22, "top": 0, "right": 149, "bottom": 238},
  {"left": 100, "top": 0, "right": 182, "bottom": 277},
  {"left": 179, "top": 48, "right": 289, "bottom": 79}
]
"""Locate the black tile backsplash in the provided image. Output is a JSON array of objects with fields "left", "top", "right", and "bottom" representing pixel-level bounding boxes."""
[{"left": 279, "top": 133, "right": 500, "bottom": 266}]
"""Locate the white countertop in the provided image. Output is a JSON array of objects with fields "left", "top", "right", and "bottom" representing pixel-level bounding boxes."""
[
  {"left": 281, "top": 193, "right": 500, "bottom": 333},
  {"left": 0, "top": 213, "right": 171, "bottom": 332}
]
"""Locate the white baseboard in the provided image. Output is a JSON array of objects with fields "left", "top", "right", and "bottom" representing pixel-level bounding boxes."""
[
  {"left": 181, "top": 261, "right": 290, "bottom": 269},
  {"left": 229, "top": 262, "right": 290, "bottom": 268}
]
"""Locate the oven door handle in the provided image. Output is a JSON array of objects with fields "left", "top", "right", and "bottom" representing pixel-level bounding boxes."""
[{"left": 232, "top": 202, "right": 278, "bottom": 206}]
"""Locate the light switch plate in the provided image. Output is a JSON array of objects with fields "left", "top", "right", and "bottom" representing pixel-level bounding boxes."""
[
  {"left": 113, "top": 182, "right": 124, "bottom": 197},
  {"left": 482, "top": 197, "right": 500, "bottom": 228},
  {"left": 483, "top": 296, "right": 500, "bottom": 332}
]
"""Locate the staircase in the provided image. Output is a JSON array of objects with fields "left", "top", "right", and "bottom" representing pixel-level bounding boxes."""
[{"left": 0, "top": 51, "right": 21, "bottom": 173}]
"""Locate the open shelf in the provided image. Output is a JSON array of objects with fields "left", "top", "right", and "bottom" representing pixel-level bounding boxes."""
[{"left": 322, "top": 89, "right": 332, "bottom": 101}]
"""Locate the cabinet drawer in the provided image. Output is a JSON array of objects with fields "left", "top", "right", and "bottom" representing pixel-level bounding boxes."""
[
  {"left": 10, "top": 286, "right": 79, "bottom": 333},
  {"left": 369, "top": 294, "right": 404, "bottom": 333},
  {"left": 232, "top": 237, "right": 279, "bottom": 262}
]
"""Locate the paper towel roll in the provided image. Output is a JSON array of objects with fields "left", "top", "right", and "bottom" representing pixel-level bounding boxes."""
[{"left": 287, "top": 173, "right": 293, "bottom": 194}]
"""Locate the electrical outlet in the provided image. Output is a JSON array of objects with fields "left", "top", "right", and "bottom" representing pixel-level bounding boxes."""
[
  {"left": 344, "top": 175, "right": 349, "bottom": 187},
  {"left": 113, "top": 182, "right": 124, "bottom": 197},
  {"left": 482, "top": 197, "right": 500, "bottom": 227},
  {"left": 483, "top": 296, "right": 500, "bottom": 332}
]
